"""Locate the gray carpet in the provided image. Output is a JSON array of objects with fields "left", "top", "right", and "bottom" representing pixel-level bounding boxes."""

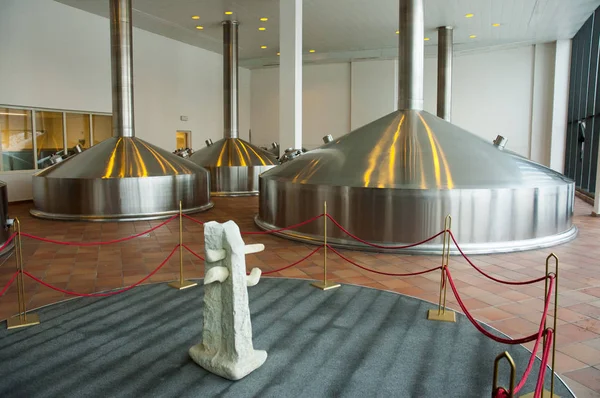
[{"left": 0, "top": 278, "right": 573, "bottom": 398}]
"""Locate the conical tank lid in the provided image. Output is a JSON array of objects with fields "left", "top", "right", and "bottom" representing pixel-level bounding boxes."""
[
  {"left": 189, "top": 138, "right": 277, "bottom": 168},
  {"left": 260, "top": 109, "right": 571, "bottom": 189}
]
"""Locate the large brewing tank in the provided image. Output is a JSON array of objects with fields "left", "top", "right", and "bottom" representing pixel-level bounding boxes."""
[
  {"left": 0, "top": 181, "right": 11, "bottom": 255},
  {"left": 30, "top": 0, "right": 212, "bottom": 221},
  {"left": 255, "top": 0, "right": 576, "bottom": 254},
  {"left": 188, "top": 21, "right": 277, "bottom": 196}
]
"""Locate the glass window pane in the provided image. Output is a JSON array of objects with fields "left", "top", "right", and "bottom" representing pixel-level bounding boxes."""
[
  {"left": 0, "top": 108, "right": 34, "bottom": 171},
  {"left": 92, "top": 115, "right": 112, "bottom": 145},
  {"left": 66, "top": 113, "right": 90, "bottom": 149},
  {"left": 36, "top": 111, "right": 64, "bottom": 168}
]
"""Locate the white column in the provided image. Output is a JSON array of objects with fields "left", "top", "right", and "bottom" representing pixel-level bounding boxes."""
[
  {"left": 549, "top": 39, "right": 572, "bottom": 173},
  {"left": 279, "top": 0, "right": 302, "bottom": 150}
]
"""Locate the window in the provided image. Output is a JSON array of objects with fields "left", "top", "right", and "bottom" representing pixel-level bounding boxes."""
[
  {"left": 92, "top": 115, "right": 112, "bottom": 145},
  {"left": 0, "top": 108, "right": 34, "bottom": 171},
  {"left": 0, "top": 105, "right": 111, "bottom": 171},
  {"left": 66, "top": 113, "right": 91, "bottom": 149},
  {"left": 176, "top": 130, "right": 191, "bottom": 149}
]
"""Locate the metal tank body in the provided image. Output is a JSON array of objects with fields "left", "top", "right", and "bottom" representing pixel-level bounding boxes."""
[
  {"left": 256, "top": 0, "right": 575, "bottom": 254},
  {"left": 30, "top": 0, "right": 212, "bottom": 221},
  {"left": 188, "top": 20, "right": 278, "bottom": 196},
  {"left": 256, "top": 109, "right": 576, "bottom": 254},
  {"left": 189, "top": 138, "right": 277, "bottom": 196},
  {"left": 31, "top": 137, "right": 212, "bottom": 221},
  {"left": 0, "top": 181, "right": 11, "bottom": 254}
]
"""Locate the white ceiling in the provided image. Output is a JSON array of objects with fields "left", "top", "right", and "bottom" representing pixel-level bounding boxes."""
[{"left": 56, "top": 0, "right": 600, "bottom": 68}]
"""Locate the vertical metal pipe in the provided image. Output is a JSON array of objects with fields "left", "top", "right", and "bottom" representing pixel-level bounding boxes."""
[
  {"left": 223, "top": 21, "right": 239, "bottom": 139},
  {"left": 437, "top": 26, "right": 453, "bottom": 121},
  {"left": 110, "top": 0, "right": 135, "bottom": 138},
  {"left": 398, "top": 0, "right": 424, "bottom": 110}
]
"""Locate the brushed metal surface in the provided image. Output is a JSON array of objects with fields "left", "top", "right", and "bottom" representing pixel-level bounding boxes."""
[
  {"left": 256, "top": 110, "right": 576, "bottom": 254},
  {"left": 0, "top": 181, "right": 11, "bottom": 254},
  {"left": 223, "top": 20, "right": 239, "bottom": 139},
  {"left": 437, "top": 26, "right": 453, "bottom": 121},
  {"left": 30, "top": 0, "right": 213, "bottom": 221},
  {"left": 110, "top": 0, "right": 134, "bottom": 138},
  {"left": 188, "top": 20, "right": 278, "bottom": 196},
  {"left": 31, "top": 137, "right": 213, "bottom": 220},
  {"left": 189, "top": 138, "right": 277, "bottom": 196},
  {"left": 398, "top": 0, "right": 424, "bottom": 110}
]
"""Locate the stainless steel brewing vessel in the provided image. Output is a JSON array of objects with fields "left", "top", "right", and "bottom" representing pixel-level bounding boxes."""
[
  {"left": 31, "top": 0, "right": 212, "bottom": 221},
  {"left": 255, "top": 0, "right": 576, "bottom": 254},
  {"left": 188, "top": 20, "right": 277, "bottom": 196}
]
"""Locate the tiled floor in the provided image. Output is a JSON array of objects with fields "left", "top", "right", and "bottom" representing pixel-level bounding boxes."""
[{"left": 1, "top": 197, "right": 599, "bottom": 397}]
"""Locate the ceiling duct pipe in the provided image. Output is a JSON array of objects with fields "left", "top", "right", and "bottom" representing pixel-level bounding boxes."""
[
  {"left": 188, "top": 21, "right": 277, "bottom": 196},
  {"left": 255, "top": 0, "right": 576, "bottom": 254},
  {"left": 437, "top": 26, "right": 453, "bottom": 121},
  {"left": 30, "top": 0, "right": 213, "bottom": 220}
]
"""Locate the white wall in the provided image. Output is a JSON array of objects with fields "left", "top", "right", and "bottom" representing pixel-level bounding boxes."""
[
  {"left": 251, "top": 45, "right": 560, "bottom": 161},
  {"left": 550, "top": 40, "right": 572, "bottom": 173},
  {"left": 0, "top": 0, "right": 250, "bottom": 201},
  {"left": 251, "top": 63, "right": 351, "bottom": 149}
]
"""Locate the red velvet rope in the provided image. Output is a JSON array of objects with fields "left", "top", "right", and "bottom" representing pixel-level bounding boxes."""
[
  {"left": 448, "top": 231, "right": 548, "bottom": 286},
  {"left": 242, "top": 214, "right": 325, "bottom": 235},
  {"left": 262, "top": 246, "right": 322, "bottom": 275},
  {"left": 23, "top": 245, "right": 179, "bottom": 297},
  {"left": 20, "top": 215, "right": 177, "bottom": 246},
  {"left": 327, "top": 245, "right": 442, "bottom": 276},
  {"left": 182, "top": 213, "right": 204, "bottom": 225},
  {"left": 326, "top": 214, "right": 445, "bottom": 249},
  {"left": 446, "top": 267, "right": 553, "bottom": 346},
  {"left": 534, "top": 329, "right": 553, "bottom": 398},
  {"left": 182, "top": 244, "right": 204, "bottom": 261},
  {"left": 0, "top": 271, "right": 18, "bottom": 297},
  {"left": 492, "top": 387, "right": 510, "bottom": 398},
  {"left": 182, "top": 244, "right": 321, "bottom": 276},
  {"left": 0, "top": 232, "right": 16, "bottom": 252}
]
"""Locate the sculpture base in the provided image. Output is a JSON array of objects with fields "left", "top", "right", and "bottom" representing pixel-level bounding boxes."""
[{"left": 189, "top": 343, "right": 267, "bottom": 380}]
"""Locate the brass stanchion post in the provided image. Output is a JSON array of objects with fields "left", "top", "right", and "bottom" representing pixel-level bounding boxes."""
[
  {"left": 523, "top": 253, "right": 560, "bottom": 398},
  {"left": 7, "top": 218, "right": 39, "bottom": 329},
  {"left": 492, "top": 351, "right": 516, "bottom": 398},
  {"left": 169, "top": 201, "right": 197, "bottom": 290},
  {"left": 311, "top": 201, "right": 340, "bottom": 290},
  {"left": 427, "top": 215, "right": 456, "bottom": 322}
]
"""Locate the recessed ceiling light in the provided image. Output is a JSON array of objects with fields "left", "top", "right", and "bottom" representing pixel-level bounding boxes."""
[
  {"left": 469, "top": 34, "right": 477, "bottom": 38},
  {"left": 260, "top": 17, "right": 268, "bottom": 22},
  {"left": 492, "top": 23, "right": 501, "bottom": 27},
  {"left": 191, "top": 15, "right": 200, "bottom": 20},
  {"left": 277, "top": 52, "right": 280, "bottom": 56},
  {"left": 196, "top": 25, "right": 204, "bottom": 30},
  {"left": 465, "top": 13, "right": 474, "bottom": 18},
  {"left": 309, "top": 49, "right": 315, "bottom": 53},
  {"left": 259, "top": 27, "right": 266, "bottom": 31},
  {"left": 424, "top": 37, "right": 430, "bottom": 41},
  {"left": 224, "top": 11, "right": 233, "bottom": 15},
  {"left": 261, "top": 45, "right": 267, "bottom": 49},
  {"left": 396, "top": 30, "right": 399, "bottom": 34}
]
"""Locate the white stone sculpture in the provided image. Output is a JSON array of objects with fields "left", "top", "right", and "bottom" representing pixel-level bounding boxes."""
[{"left": 189, "top": 220, "right": 267, "bottom": 380}]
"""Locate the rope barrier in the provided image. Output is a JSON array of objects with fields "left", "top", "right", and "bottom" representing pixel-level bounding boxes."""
[
  {"left": 242, "top": 214, "right": 325, "bottom": 235},
  {"left": 181, "top": 214, "right": 204, "bottom": 225},
  {"left": 326, "top": 215, "right": 445, "bottom": 249},
  {"left": 0, "top": 232, "right": 16, "bottom": 253},
  {"left": 20, "top": 215, "right": 177, "bottom": 246},
  {"left": 327, "top": 245, "right": 442, "bottom": 276},
  {"left": 534, "top": 329, "right": 554, "bottom": 398},
  {"left": 182, "top": 244, "right": 322, "bottom": 276},
  {"left": 262, "top": 246, "right": 322, "bottom": 275},
  {"left": 448, "top": 231, "right": 548, "bottom": 286},
  {"left": 23, "top": 245, "right": 179, "bottom": 297},
  {"left": 0, "top": 271, "right": 18, "bottom": 297},
  {"left": 446, "top": 267, "right": 554, "bottom": 346}
]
